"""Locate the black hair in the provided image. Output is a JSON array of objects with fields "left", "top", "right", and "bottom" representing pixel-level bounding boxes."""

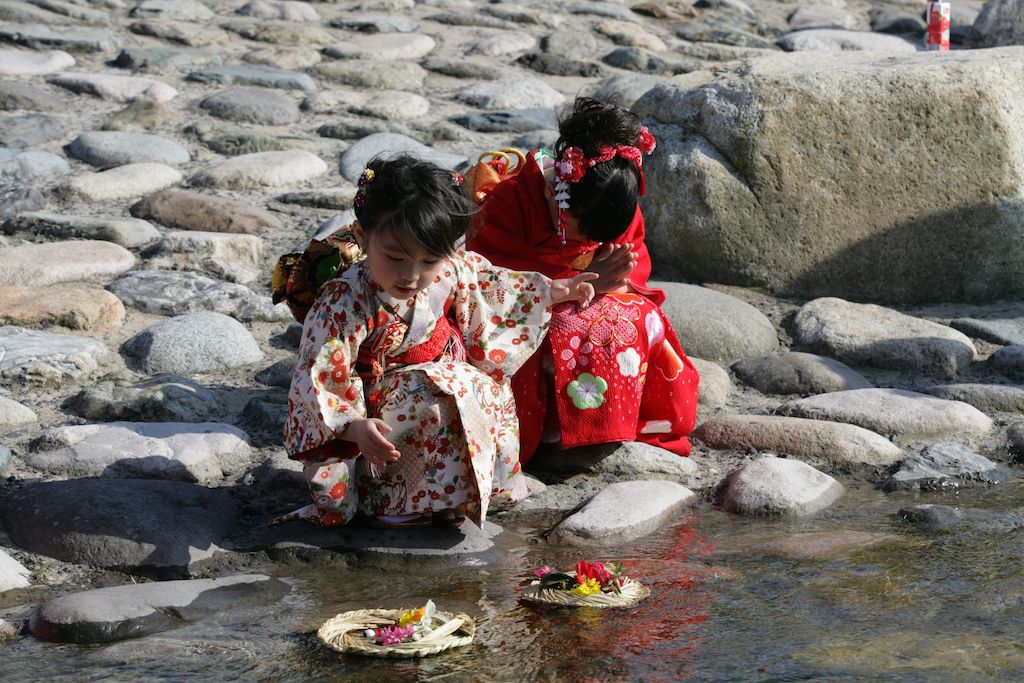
[
  {"left": 554, "top": 97, "right": 642, "bottom": 243},
  {"left": 353, "top": 155, "right": 475, "bottom": 257}
]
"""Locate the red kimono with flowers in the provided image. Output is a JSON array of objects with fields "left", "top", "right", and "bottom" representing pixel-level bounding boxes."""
[{"left": 468, "top": 150, "right": 699, "bottom": 463}]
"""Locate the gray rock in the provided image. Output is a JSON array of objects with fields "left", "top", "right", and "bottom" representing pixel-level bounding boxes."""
[
  {"left": 187, "top": 64, "right": 315, "bottom": 91},
  {"left": 122, "top": 312, "right": 264, "bottom": 374},
  {"left": 331, "top": 90, "right": 429, "bottom": 121},
  {"left": 339, "top": 133, "right": 464, "bottom": 182},
  {"left": 0, "top": 284, "right": 124, "bottom": 330},
  {"left": 30, "top": 575, "right": 288, "bottom": 644},
  {"left": 778, "top": 28, "right": 919, "bottom": 52},
  {"left": 0, "top": 444, "right": 10, "bottom": 474},
  {"left": 46, "top": 72, "right": 178, "bottom": 102},
  {"left": 255, "top": 355, "right": 295, "bottom": 388},
  {"left": 691, "top": 357, "right": 730, "bottom": 410},
  {"left": 0, "top": 48, "right": 74, "bottom": 76},
  {"left": 330, "top": 13, "right": 417, "bottom": 32},
  {"left": 129, "top": 19, "right": 231, "bottom": 48},
  {"left": 465, "top": 29, "right": 536, "bottom": 58},
  {"left": 0, "top": 326, "right": 107, "bottom": 387},
  {"left": 551, "top": 480, "right": 696, "bottom": 545},
  {"left": 481, "top": 5, "right": 563, "bottom": 28},
  {"left": 238, "top": 0, "right": 319, "bottom": 22},
  {"left": 145, "top": 231, "right": 264, "bottom": 284},
  {"left": 597, "top": 18, "right": 668, "bottom": 51},
  {"left": 990, "top": 346, "right": 1024, "bottom": 379},
  {"left": 25, "top": 0, "right": 110, "bottom": 23},
  {"left": 530, "top": 441, "right": 699, "bottom": 482},
  {"left": 731, "top": 351, "right": 873, "bottom": 396},
  {"left": 28, "top": 421, "right": 252, "bottom": 485},
  {"left": 789, "top": 5, "right": 858, "bottom": 30},
  {"left": 0, "top": 1, "right": 76, "bottom": 25},
  {"left": 722, "top": 456, "right": 843, "bottom": 517},
  {"left": 0, "top": 239, "right": 135, "bottom": 287},
  {"left": 656, "top": 282, "right": 779, "bottom": 362},
  {"left": 0, "top": 618, "right": 16, "bottom": 642},
  {"left": 323, "top": 32, "right": 435, "bottom": 61},
  {"left": 191, "top": 150, "right": 326, "bottom": 189},
  {"left": 512, "top": 129, "right": 557, "bottom": 150},
  {"left": 923, "top": 383, "right": 1024, "bottom": 414},
  {"left": 0, "top": 148, "right": 70, "bottom": 181},
  {"left": 869, "top": 7, "right": 925, "bottom": 36},
  {"left": 968, "top": 0, "right": 1024, "bottom": 48},
  {"left": 602, "top": 47, "right": 703, "bottom": 75},
  {"left": 0, "top": 548, "right": 30, "bottom": 592},
  {"left": 899, "top": 504, "right": 1024, "bottom": 532},
  {"left": 130, "top": 0, "right": 214, "bottom": 21},
  {"left": 0, "top": 394, "right": 36, "bottom": 426},
  {"left": 454, "top": 78, "right": 565, "bottom": 110},
  {"left": 240, "top": 394, "right": 286, "bottom": 444},
  {"left": 66, "top": 131, "right": 189, "bottom": 169},
  {"left": 882, "top": 443, "right": 1012, "bottom": 491},
  {"left": 516, "top": 52, "right": 607, "bottom": 78},
  {"left": 450, "top": 108, "right": 558, "bottom": 133},
  {"left": 242, "top": 45, "right": 321, "bottom": 71},
  {"left": 950, "top": 317, "right": 1024, "bottom": 346},
  {"left": 587, "top": 73, "right": 663, "bottom": 108},
  {"left": 260, "top": 520, "right": 502, "bottom": 569},
  {"left": 59, "top": 163, "right": 183, "bottom": 203},
  {"left": 200, "top": 87, "right": 299, "bottom": 125},
  {"left": 421, "top": 57, "right": 508, "bottom": 80},
  {"left": 678, "top": 19, "right": 776, "bottom": 49},
  {"left": 276, "top": 187, "right": 354, "bottom": 210},
  {"left": 0, "top": 81, "right": 64, "bottom": 111},
  {"left": 103, "top": 98, "right": 172, "bottom": 133},
  {"left": 570, "top": 1, "right": 638, "bottom": 21},
  {"left": 67, "top": 374, "right": 224, "bottom": 422},
  {"left": 112, "top": 46, "right": 221, "bottom": 72},
  {"left": 3, "top": 212, "right": 159, "bottom": 248},
  {"left": 0, "top": 182, "right": 44, "bottom": 219},
  {"left": 539, "top": 29, "right": 600, "bottom": 61},
  {"left": 109, "top": 270, "right": 287, "bottom": 322},
  {"left": 130, "top": 189, "right": 281, "bottom": 234},
  {"left": 694, "top": 414, "right": 903, "bottom": 467},
  {"left": 428, "top": 10, "right": 515, "bottom": 30},
  {"left": 312, "top": 59, "right": 427, "bottom": 90},
  {"left": 778, "top": 388, "right": 994, "bottom": 442},
  {"left": 793, "top": 298, "right": 976, "bottom": 377},
  {"left": 0, "top": 24, "right": 123, "bottom": 52},
  {"left": 634, "top": 50, "right": 1024, "bottom": 304},
  {"left": 186, "top": 120, "right": 313, "bottom": 156},
  {"left": 0, "top": 113, "right": 65, "bottom": 147}
]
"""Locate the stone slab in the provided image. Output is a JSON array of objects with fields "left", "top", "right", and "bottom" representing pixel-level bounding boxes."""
[
  {"left": 550, "top": 480, "right": 696, "bottom": 545},
  {"left": 722, "top": 456, "right": 843, "bottom": 517}
]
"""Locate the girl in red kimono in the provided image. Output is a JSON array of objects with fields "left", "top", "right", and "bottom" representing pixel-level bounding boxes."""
[{"left": 468, "top": 97, "right": 700, "bottom": 464}]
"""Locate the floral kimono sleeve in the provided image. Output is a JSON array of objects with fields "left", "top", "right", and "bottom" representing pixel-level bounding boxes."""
[
  {"left": 283, "top": 277, "right": 370, "bottom": 460},
  {"left": 450, "top": 250, "right": 554, "bottom": 381}
]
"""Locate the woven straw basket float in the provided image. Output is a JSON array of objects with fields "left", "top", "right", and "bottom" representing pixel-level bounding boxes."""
[
  {"left": 317, "top": 608, "right": 476, "bottom": 658},
  {"left": 522, "top": 572, "right": 650, "bottom": 608}
]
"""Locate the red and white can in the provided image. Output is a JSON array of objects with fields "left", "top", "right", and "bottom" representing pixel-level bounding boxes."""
[{"left": 926, "top": 1, "right": 951, "bottom": 51}]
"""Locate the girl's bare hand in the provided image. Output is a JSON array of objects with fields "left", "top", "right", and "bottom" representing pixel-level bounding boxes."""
[
  {"left": 343, "top": 418, "right": 400, "bottom": 470},
  {"left": 587, "top": 243, "right": 637, "bottom": 293},
  {"left": 551, "top": 272, "right": 599, "bottom": 308}
]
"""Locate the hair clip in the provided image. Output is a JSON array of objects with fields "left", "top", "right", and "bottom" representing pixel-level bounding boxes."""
[
  {"left": 354, "top": 168, "right": 375, "bottom": 208},
  {"left": 450, "top": 171, "right": 464, "bottom": 187}
]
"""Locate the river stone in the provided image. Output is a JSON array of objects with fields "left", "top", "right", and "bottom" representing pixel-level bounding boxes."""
[
  {"left": 450, "top": 108, "right": 558, "bottom": 133},
  {"left": 323, "top": 32, "right": 436, "bottom": 60},
  {"left": 792, "top": 298, "right": 976, "bottom": 376},
  {"left": 0, "top": 240, "right": 134, "bottom": 287},
  {"left": 199, "top": 87, "right": 299, "bottom": 125},
  {"left": 570, "top": 1, "right": 638, "bottom": 21},
  {"left": 66, "top": 131, "right": 189, "bottom": 169},
  {"left": 112, "top": 46, "right": 220, "bottom": 72},
  {"left": 103, "top": 99, "right": 172, "bottom": 132},
  {"left": 109, "top": 270, "right": 287, "bottom": 322},
  {"left": 778, "top": 388, "right": 995, "bottom": 442},
  {"left": 694, "top": 414, "right": 903, "bottom": 467},
  {"left": 745, "top": 531, "right": 893, "bottom": 560},
  {"left": 1009, "top": 422, "right": 1024, "bottom": 459},
  {"left": 339, "top": 133, "right": 464, "bottom": 182},
  {"left": 551, "top": 480, "right": 696, "bottom": 545},
  {"left": 330, "top": 13, "right": 415, "bottom": 32},
  {"left": 0, "top": 148, "right": 70, "bottom": 181},
  {"left": 788, "top": 5, "right": 858, "bottom": 30},
  {"left": 900, "top": 503, "right": 1024, "bottom": 532},
  {"left": 602, "top": 47, "right": 703, "bottom": 76},
  {"left": 0, "top": 113, "right": 64, "bottom": 147},
  {"left": 0, "top": 1, "right": 75, "bottom": 24},
  {"left": 967, "top": 0, "right": 1024, "bottom": 48},
  {"left": 146, "top": 231, "right": 263, "bottom": 284},
  {"left": 989, "top": 345, "right": 1024, "bottom": 379},
  {"left": 219, "top": 17, "right": 336, "bottom": 46},
  {"left": 0, "top": 478, "right": 238, "bottom": 572},
  {"left": 722, "top": 456, "right": 843, "bottom": 517},
  {"left": 47, "top": 73, "right": 177, "bottom": 102},
  {"left": 0, "top": 285, "right": 125, "bottom": 330},
  {"left": 122, "top": 312, "right": 264, "bottom": 374},
  {"left": 482, "top": 5, "right": 563, "bottom": 28},
  {"left": 0, "top": 24, "right": 123, "bottom": 52},
  {"left": 60, "top": 163, "right": 182, "bottom": 202},
  {"left": 0, "top": 394, "right": 36, "bottom": 426},
  {"left": 428, "top": 10, "right": 515, "bottom": 31},
  {"left": 655, "top": 282, "right": 779, "bottom": 362},
  {"left": 0, "top": 48, "right": 74, "bottom": 76},
  {"left": 588, "top": 73, "right": 667, "bottom": 108},
  {"left": 4, "top": 211, "right": 159, "bottom": 248},
  {"left": 635, "top": 49, "right": 1024, "bottom": 304},
  {"left": 530, "top": 441, "right": 699, "bottom": 482},
  {"left": 421, "top": 57, "right": 508, "bottom": 81},
  {"left": 254, "top": 355, "right": 295, "bottom": 388},
  {"left": 597, "top": 19, "right": 668, "bottom": 51},
  {"left": 455, "top": 78, "right": 565, "bottom": 110},
  {"left": 191, "top": 150, "right": 326, "bottom": 189},
  {"left": 513, "top": 130, "right": 557, "bottom": 150},
  {"left": 130, "top": 189, "right": 281, "bottom": 234},
  {"left": 0, "top": 445, "right": 9, "bottom": 474},
  {"left": 539, "top": 28, "right": 600, "bottom": 61},
  {"left": 188, "top": 121, "right": 315, "bottom": 155},
  {"left": 731, "top": 352, "right": 873, "bottom": 396},
  {"left": 130, "top": 0, "right": 214, "bottom": 21},
  {"left": 0, "top": 182, "right": 43, "bottom": 218},
  {"left": 262, "top": 520, "right": 502, "bottom": 569},
  {"left": 950, "top": 317, "right": 1024, "bottom": 346},
  {"left": 869, "top": 8, "right": 925, "bottom": 36},
  {"left": 0, "top": 81, "right": 64, "bottom": 111},
  {"left": 67, "top": 374, "right": 224, "bottom": 423},
  {"left": 239, "top": 0, "right": 319, "bottom": 22},
  {"left": 882, "top": 443, "right": 1012, "bottom": 491},
  {"left": 24, "top": 0, "right": 110, "bottom": 23},
  {"left": 187, "top": 64, "right": 315, "bottom": 91},
  {"left": 677, "top": 20, "right": 774, "bottom": 50},
  {"left": 27, "top": 421, "right": 252, "bottom": 485},
  {"left": 517, "top": 52, "right": 607, "bottom": 78},
  {"left": 129, "top": 20, "right": 231, "bottom": 48},
  {"left": 465, "top": 29, "right": 536, "bottom": 57},
  {"left": 691, "top": 357, "right": 730, "bottom": 410},
  {"left": 30, "top": 574, "right": 287, "bottom": 644},
  {"left": 350, "top": 91, "right": 429, "bottom": 121},
  {"left": 277, "top": 187, "right": 355, "bottom": 210},
  {"left": 0, "top": 326, "right": 107, "bottom": 387},
  {"left": 242, "top": 46, "right": 320, "bottom": 70},
  {"left": 0, "top": 549, "right": 30, "bottom": 592},
  {"left": 312, "top": 59, "right": 427, "bottom": 90},
  {"left": 922, "top": 383, "right": 1024, "bottom": 414},
  {"left": 779, "top": 28, "right": 918, "bottom": 52}
]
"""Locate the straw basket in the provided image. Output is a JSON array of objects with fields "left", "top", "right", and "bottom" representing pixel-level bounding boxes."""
[
  {"left": 522, "top": 574, "right": 650, "bottom": 609},
  {"left": 317, "top": 609, "right": 475, "bottom": 658}
]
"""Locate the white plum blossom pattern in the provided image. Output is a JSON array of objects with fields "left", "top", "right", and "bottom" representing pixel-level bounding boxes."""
[{"left": 617, "top": 347, "right": 641, "bottom": 377}]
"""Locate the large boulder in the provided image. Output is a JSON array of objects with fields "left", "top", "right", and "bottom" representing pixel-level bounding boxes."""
[{"left": 635, "top": 48, "right": 1024, "bottom": 304}]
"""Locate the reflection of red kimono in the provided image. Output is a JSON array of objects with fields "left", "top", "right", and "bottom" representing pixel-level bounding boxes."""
[{"left": 468, "top": 150, "right": 699, "bottom": 462}]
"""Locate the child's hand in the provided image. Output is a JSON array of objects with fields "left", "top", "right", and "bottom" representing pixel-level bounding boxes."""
[
  {"left": 551, "top": 272, "right": 599, "bottom": 308},
  {"left": 343, "top": 418, "right": 400, "bottom": 470},
  {"left": 587, "top": 243, "right": 638, "bottom": 293}
]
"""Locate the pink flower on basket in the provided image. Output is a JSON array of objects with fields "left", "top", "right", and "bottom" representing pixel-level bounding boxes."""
[
  {"left": 374, "top": 624, "right": 415, "bottom": 645},
  {"left": 534, "top": 565, "right": 554, "bottom": 579}
]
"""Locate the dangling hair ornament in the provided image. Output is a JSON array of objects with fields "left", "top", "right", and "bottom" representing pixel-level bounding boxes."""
[
  {"left": 553, "top": 125, "right": 657, "bottom": 245},
  {"left": 354, "top": 168, "right": 375, "bottom": 208},
  {"left": 450, "top": 171, "right": 464, "bottom": 187}
]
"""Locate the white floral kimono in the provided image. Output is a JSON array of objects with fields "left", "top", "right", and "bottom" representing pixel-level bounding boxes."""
[{"left": 279, "top": 250, "right": 552, "bottom": 526}]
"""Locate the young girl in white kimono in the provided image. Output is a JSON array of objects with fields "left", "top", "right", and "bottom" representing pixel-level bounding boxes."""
[{"left": 278, "top": 155, "right": 596, "bottom": 529}]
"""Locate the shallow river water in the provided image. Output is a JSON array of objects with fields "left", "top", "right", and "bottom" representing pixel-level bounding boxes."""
[{"left": 4, "top": 481, "right": 1024, "bottom": 682}]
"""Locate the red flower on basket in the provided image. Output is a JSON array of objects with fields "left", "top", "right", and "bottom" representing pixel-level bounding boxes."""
[{"left": 533, "top": 561, "right": 625, "bottom": 596}]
